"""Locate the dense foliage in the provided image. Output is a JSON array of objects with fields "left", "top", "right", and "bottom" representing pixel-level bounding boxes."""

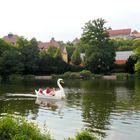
[
  {"left": 81, "top": 18, "right": 115, "bottom": 73},
  {"left": 133, "top": 47, "right": 140, "bottom": 75},
  {"left": 0, "top": 115, "right": 52, "bottom": 140},
  {"left": 71, "top": 48, "right": 81, "bottom": 65},
  {"left": 0, "top": 37, "right": 71, "bottom": 78}
]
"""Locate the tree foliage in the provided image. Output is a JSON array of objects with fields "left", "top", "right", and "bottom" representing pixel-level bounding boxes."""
[
  {"left": 133, "top": 47, "right": 140, "bottom": 73},
  {"left": 17, "top": 37, "right": 39, "bottom": 74},
  {"left": 81, "top": 18, "right": 115, "bottom": 73},
  {"left": 71, "top": 48, "right": 81, "bottom": 65},
  {"left": 47, "top": 45, "right": 62, "bottom": 58}
]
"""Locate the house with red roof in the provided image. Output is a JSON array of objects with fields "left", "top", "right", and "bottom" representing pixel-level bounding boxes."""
[
  {"left": 38, "top": 38, "right": 68, "bottom": 63},
  {"left": 3, "top": 33, "right": 19, "bottom": 45},
  {"left": 107, "top": 28, "right": 132, "bottom": 39},
  {"left": 108, "top": 28, "right": 140, "bottom": 40}
]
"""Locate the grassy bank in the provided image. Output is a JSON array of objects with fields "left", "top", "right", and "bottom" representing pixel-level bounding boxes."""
[
  {"left": 0, "top": 115, "right": 97, "bottom": 140},
  {"left": 0, "top": 71, "right": 139, "bottom": 82}
]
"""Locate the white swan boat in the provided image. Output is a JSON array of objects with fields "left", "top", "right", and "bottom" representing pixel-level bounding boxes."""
[{"left": 35, "top": 78, "right": 65, "bottom": 100}]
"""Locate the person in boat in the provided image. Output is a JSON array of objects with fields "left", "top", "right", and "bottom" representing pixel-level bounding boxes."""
[
  {"left": 45, "top": 87, "right": 55, "bottom": 94},
  {"left": 45, "top": 87, "right": 55, "bottom": 95},
  {"left": 38, "top": 88, "right": 43, "bottom": 94},
  {"left": 46, "top": 87, "right": 51, "bottom": 94}
]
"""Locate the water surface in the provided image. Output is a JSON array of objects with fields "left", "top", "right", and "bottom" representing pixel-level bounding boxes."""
[{"left": 0, "top": 79, "right": 140, "bottom": 140}]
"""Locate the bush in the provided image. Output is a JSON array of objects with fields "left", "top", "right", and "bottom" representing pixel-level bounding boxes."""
[
  {"left": 79, "top": 70, "right": 92, "bottom": 78},
  {"left": 66, "top": 131, "right": 97, "bottom": 140},
  {"left": 76, "top": 131, "right": 96, "bottom": 140},
  {"left": 63, "top": 71, "right": 72, "bottom": 78},
  {"left": 0, "top": 115, "right": 53, "bottom": 140}
]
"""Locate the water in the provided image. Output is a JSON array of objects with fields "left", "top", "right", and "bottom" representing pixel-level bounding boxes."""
[{"left": 0, "top": 79, "right": 140, "bottom": 140}]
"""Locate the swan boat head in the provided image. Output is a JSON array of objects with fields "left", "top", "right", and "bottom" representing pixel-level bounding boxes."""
[{"left": 55, "top": 78, "right": 65, "bottom": 99}]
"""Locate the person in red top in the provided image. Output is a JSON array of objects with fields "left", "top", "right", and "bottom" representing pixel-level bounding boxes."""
[
  {"left": 39, "top": 88, "right": 43, "bottom": 94},
  {"left": 46, "top": 87, "right": 51, "bottom": 94}
]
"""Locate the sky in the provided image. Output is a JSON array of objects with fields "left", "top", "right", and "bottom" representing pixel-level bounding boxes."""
[{"left": 0, "top": 0, "right": 140, "bottom": 42}]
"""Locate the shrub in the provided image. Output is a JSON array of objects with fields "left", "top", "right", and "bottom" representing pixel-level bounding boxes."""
[
  {"left": 65, "top": 131, "right": 97, "bottom": 140},
  {"left": 70, "top": 72, "right": 80, "bottom": 79},
  {"left": 0, "top": 115, "right": 53, "bottom": 140},
  {"left": 76, "top": 131, "right": 96, "bottom": 140},
  {"left": 63, "top": 71, "right": 72, "bottom": 78},
  {"left": 79, "top": 70, "right": 92, "bottom": 78}
]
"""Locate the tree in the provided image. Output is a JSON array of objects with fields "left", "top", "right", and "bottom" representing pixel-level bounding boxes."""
[
  {"left": 65, "top": 42, "right": 76, "bottom": 63},
  {"left": 17, "top": 37, "right": 39, "bottom": 74},
  {"left": 133, "top": 47, "right": 140, "bottom": 74},
  {"left": 126, "top": 56, "right": 137, "bottom": 74},
  {"left": 0, "top": 39, "right": 13, "bottom": 56},
  {"left": 0, "top": 49, "right": 24, "bottom": 77},
  {"left": 81, "top": 18, "right": 115, "bottom": 73},
  {"left": 47, "top": 45, "right": 62, "bottom": 58},
  {"left": 71, "top": 48, "right": 81, "bottom": 65}
]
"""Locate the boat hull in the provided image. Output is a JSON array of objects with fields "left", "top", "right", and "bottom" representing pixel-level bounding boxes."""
[{"left": 35, "top": 90, "right": 65, "bottom": 100}]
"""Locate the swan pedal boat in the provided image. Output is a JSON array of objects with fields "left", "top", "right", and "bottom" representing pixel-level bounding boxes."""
[{"left": 35, "top": 79, "right": 65, "bottom": 100}]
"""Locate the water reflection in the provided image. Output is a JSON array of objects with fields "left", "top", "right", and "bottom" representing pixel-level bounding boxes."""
[
  {"left": 0, "top": 97, "right": 38, "bottom": 119},
  {"left": 35, "top": 97, "right": 65, "bottom": 115},
  {"left": 0, "top": 79, "right": 140, "bottom": 140}
]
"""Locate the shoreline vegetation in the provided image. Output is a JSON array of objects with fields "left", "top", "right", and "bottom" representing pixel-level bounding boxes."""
[
  {"left": 0, "top": 115, "right": 97, "bottom": 140},
  {"left": 0, "top": 70, "right": 139, "bottom": 82}
]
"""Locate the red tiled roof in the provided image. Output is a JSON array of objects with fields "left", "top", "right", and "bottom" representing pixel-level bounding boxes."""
[
  {"left": 38, "top": 38, "right": 63, "bottom": 51},
  {"left": 38, "top": 42, "right": 49, "bottom": 49},
  {"left": 107, "top": 29, "right": 131, "bottom": 36},
  {"left": 3, "top": 34, "right": 19, "bottom": 44}
]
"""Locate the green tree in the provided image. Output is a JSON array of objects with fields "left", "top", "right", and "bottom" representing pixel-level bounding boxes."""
[
  {"left": 0, "top": 39, "right": 13, "bottom": 56},
  {"left": 17, "top": 37, "right": 39, "bottom": 74},
  {"left": 65, "top": 42, "right": 76, "bottom": 62},
  {"left": 133, "top": 47, "right": 140, "bottom": 74},
  {"left": 47, "top": 45, "right": 63, "bottom": 59},
  {"left": 71, "top": 48, "right": 81, "bottom": 65},
  {"left": 81, "top": 18, "right": 115, "bottom": 73},
  {"left": 54, "top": 48, "right": 62, "bottom": 58},
  {"left": 0, "top": 49, "right": 24, "bottom": 77},
  {"left": 126, "top": 56, "right": 137, "bottom": 74}
]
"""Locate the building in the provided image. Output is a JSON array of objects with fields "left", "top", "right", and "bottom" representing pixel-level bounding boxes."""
[
  {"left": 115, "top": 51, "right": 133, "bottom": 64},
  {"left": 107, "top": 28, "right": 132, "bottom": 39},
  {"left": 107, "top": 28, "right": 140, "bottom": 40},
  {"left": 38, "top": 38, "right": 68, "bottom": 63},
  {"left": 3, "top": 33, "right": 19, "bottom": 45}
]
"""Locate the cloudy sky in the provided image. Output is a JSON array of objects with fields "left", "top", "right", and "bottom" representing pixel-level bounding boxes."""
[{"left": 0, "top": 0, "right": 140, "bottom": 42}]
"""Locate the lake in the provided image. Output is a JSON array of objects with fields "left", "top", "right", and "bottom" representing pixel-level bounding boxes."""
[{"left": 0, "top": 79, "right": 140, "bottom": 140}]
